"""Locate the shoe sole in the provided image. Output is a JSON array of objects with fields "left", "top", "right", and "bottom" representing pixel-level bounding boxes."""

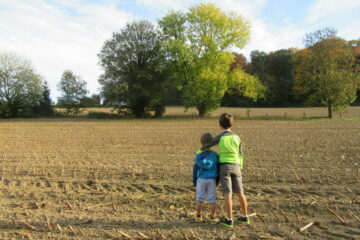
[
  {"left": 220, "top": 222, "right": 233, "bottom": 228},
  {"left": 209, "top": 218, "right": 220, "bottom": 224}
]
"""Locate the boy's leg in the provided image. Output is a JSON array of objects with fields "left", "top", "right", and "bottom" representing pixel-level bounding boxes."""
[
  {"left": 231, "top": 165, "right": 250, "bottom": 224},
  {"left": 235, "top": 193, "right": 248, "bottom": 216},
  {"left": 236, "top": 193, "right": 250, "bottom": 224},
  {"left": 207, "top": 179, "right": 217, "bottom": 218},
  {"left": 219, "top": 193, "right": 234, "bottom": 228},
  {"left": 219, "top": 164, "right": 235, "bottom": 227},
  {"left": 196, "top": 201, "right": 203, "bottom": 216},
  {"left": 220, "top": 164, "right": 233, "bottom": 219},
  {"left": 219, "top": 164, "right": 235, "bottom": 228},
  {"left": 209, "top": 203, "right": 216, "bottom": 217},
  {"left": 238, "top": 193, "right": 248, "bottom": 216},
  {"left": 224, "top": 193, "right": 233, "bottom": 219},
  {"left": 195, "top": 178, "right": 206, "bottom": 221}
]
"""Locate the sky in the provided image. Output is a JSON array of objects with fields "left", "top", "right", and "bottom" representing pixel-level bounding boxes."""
[{"left": 1, "top": 0, "right": 360, "bottom": 100}]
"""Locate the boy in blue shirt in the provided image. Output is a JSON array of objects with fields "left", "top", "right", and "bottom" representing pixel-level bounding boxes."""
[{"left": 192, "top": 133, "right": 220, "bottom": 223}]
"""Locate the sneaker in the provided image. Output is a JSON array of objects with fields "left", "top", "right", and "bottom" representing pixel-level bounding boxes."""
[
  {"left": 195, "top": 216, "right": 203, "bottom": 222},
  {"left": 238, "top": 216, "right": 250, "bottom": 224},
  {"left": 209, "top": 217, "right": 220, "bottom": 224},
  {"left": 220, "top": 218, "right": 233, "bottom": 228}
]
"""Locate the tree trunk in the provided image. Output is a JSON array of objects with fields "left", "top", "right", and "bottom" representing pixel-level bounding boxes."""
[
  {"left": 131, "top": 99, "right": 147, "bottom": 118},
  {"left": 197, "top": 105, "right": 206, "bottom": 117},
  {"left": 154, "top": 104, "right": 165, "bottom": 118},
  {"left": 9, "top": 102, "right": 19, "bottom": 117},
  {"left": 327, "top": 99, "right": 332, "bottom": 118},
  {"left": 132, "top": 106, "right": 145, "bottom": 118}
]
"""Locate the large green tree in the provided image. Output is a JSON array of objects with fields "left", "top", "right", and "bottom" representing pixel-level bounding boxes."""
[
  {"left": 247, "top": 49, "right": 297, "bottom": 106},
  {"left": 98, "top": 20, "right": 168, "bottom": 117},
  {"left": 0, "top": 51, "right": 43, "bottom": 117},
  {"left": 57, "top": 70, "right": 88, "bottom": 115},
  {"left": 294, "top": 38, "right": 359, "bottom": 117},
  {"left": 159, "top": 3, "right": 264, "bottom": 116}
]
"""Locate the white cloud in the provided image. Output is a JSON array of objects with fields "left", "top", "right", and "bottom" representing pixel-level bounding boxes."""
[
  {"left": 304, "top": 0, "right": 360, "bottom": 42},
  {"left": 307, "top": 0, "right": 360, "bottom": 23},
  {"left": 339, "top": 21, "right": 360, "bottom": 41},
  {"left": 136, "top": 0, "right": 193, "bottom": 12},
  {"left": 135, "top": 0, "right": 267, "bottom": 19},
  {"left": 210, "top": 0, "right": 268, "bottom": 19},
  {"left": 0, "top": 0, "right": 135, "bottom": 100},
  {"left": 242, "top": 19, "right": 305, "bottom": 58},
  {"left": 212, "top": 1, "right": 306, "bottom": 57}
]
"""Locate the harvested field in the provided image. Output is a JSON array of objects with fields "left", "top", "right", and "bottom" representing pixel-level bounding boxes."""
[{"left": 0, "top": 117, "right": 359, "bottom": 239}]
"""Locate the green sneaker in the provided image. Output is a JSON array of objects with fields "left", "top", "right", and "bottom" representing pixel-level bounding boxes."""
[
  {"left": 220, "top": 218, "right": 233, "bottom": 228},
  {"left": 238, "top": 216, "right": 250, "bottom": 224},
  {"left": 209, "top": 217, "right": 220, "bottom": 224},
  {"left": 195, "top": 216, "right": 203, "bottom": 222}
]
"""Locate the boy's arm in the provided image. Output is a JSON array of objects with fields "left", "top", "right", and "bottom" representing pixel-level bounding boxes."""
[
  {"left": 200, "top": 133, "right": 223, "bottom": 151},
  {"left": 239, "top": 142, "right": 243, "bottom": 157},
  {"left": 192, "top": 162, "right": 198, "bottom": 187},
  {"left": 215, "top": 153, "right": 220, "bottom": 186},
  {"left": 215, "top": 162, "right": 220, "bottom": 186}
]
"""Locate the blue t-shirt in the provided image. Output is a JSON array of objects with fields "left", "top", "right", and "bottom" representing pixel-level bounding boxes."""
[{"left": 192, "top": 150, "right": 219, "bottom": 186}]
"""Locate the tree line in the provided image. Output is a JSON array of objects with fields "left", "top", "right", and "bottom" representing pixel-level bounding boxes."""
[{"left": 1, "top": 4, "right": 359, "bottom": 118}]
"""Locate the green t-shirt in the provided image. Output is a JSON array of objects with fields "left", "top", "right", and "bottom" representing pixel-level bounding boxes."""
[
  {"left": 218, "top": 134, "right": 243, "bottom": 167},
  {"left": 201, "top": 130, "right": 244, "bottom": 168}
]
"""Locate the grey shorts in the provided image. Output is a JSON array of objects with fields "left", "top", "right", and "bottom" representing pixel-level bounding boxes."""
[
  {"left": 220, "top": 163, "right": 243, "bottom": 194},
  {"left": 196, "top": 178, "right": 217, "bottom": 204}
]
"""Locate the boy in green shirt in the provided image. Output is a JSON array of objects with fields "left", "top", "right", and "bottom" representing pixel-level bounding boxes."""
[{"left": 201, "top": 113, "right": 249, "bottom": 228}]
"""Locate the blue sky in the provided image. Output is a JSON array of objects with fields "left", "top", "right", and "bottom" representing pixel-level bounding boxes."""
[{"left": 0, "top": 0, "right": 359, "bottom": 100}]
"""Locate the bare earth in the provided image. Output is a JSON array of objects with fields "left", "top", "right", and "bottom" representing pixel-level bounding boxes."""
[{"left": 0, "top": 117, "right": 359, "bottom": 239}]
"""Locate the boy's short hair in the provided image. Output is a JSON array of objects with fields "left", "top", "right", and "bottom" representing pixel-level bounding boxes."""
[
  {"left": 201, "top": 133, "right": 213, "bottom": 145},
  {"left": 219, "top": 113, "right": 234, "bottom": 129}
]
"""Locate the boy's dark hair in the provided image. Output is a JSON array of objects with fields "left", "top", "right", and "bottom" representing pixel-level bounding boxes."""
[
  {"left": 219, "top": 113, "right": 234, "bottom": 129},
  {"left": 201, "top": 133, "right": 213, "bottom": 145}
]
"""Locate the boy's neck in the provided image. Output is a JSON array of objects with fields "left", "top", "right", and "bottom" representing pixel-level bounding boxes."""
[
  {"left": 201, "top": 147, "right": 211, "bottom": 152},
  {"left": 221, "top": 128, "right": 231, "bottom": 132}
]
